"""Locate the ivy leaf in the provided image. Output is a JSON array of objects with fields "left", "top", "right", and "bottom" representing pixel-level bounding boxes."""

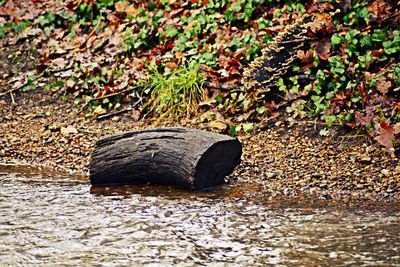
[
  {"left": 331, "top": 33, "right": 343, "bottom": 47},
  {"left": 165, "top": 25, "right": 178, "bottom": 38},
  {"left": 360, "top": 35, "right": 372, "bottom": 47}
]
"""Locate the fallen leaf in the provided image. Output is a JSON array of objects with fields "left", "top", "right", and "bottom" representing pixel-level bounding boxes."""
[
  {"left": 296, "top": 50, "right": 313, "bottom": 64},
  {"left": 307, "top": 13, "right": 334, "bottom": 33},
  {"left": 61, "top": 125, "right": 78, "bottom": 135},
  {"left": 93, "top": 105, "right": 107, "bottom": 116},
  {"left": 375, "top": 76, "right": 392, "bottom": 95},
  {"left": 339, "top": 0, "right": 352, "bottom": 12},
  {"left": 374, "top": 120, "right": 395, "bottom": 154},
  {"left": 315, "top": 40, "right": 331, "bottom": 60},
  {"left": 394, "top": 123, "right": 400, "bottom": 135},
  {"left": 355, "top": 111, "right": 373, "bottom": 126},
  {"left": 115, "top": 1, "right": 137, "bottom": 16},
  {"left": 131, "top": 109, "right": 141, "bottom": 121},
  {"left": 206, "top": 120, "right": 227, "bottom": 132}
]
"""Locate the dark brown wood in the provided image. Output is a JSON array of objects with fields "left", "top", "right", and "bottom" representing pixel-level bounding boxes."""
[{"left": 89, "top": 127, "right": 242, "bottom": 190}]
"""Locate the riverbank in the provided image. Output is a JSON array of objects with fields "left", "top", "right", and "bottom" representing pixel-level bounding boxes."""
[{"left": 1, "top": 90, "right": 399, "bottom": 201}]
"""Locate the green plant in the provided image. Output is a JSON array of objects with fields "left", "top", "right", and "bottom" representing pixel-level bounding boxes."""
[
  {"left": 0, "top": 20, "right": 31, "bottom": 38},
  {"left": 145, "top": 63, "right": 206, "bottom": 119}
]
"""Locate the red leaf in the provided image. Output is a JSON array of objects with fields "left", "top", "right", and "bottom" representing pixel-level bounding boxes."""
[
  {"left": 355, "top": 111, "right": 373, "bottom": 126},
  {"left": 372, "top": 49, "right": 384, "bottom": 58},
  {"left": 315, "top": 40, "right": 331, "bottom": 61},
  {"left": 374, "top": 121, "right": 395, "bottom": 155}
]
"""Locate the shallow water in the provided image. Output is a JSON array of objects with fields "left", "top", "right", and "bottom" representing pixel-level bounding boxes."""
[{"left": 0, "top": 165, "right": 399, "bottom": 266}]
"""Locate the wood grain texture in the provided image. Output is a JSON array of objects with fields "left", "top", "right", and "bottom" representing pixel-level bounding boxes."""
[{"left": 89, "top": 127, "right": 242, "bottom": 190}]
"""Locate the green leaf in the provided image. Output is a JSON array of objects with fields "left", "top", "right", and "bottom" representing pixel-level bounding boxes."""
[
  {"left": 242, "top": 99, "right": 250, "bottom": 110},
  {"left": 360, "top": 35, "right": 372, "bottom": 47},
  {"left": 372, "top": 30, "right": 386, "bottom": 42},
  {"left": 165, "top": 25, "right": 179, "bottom": 38},
  {"left": 331, "top": 33, "right": 343, "bottom": 47},
  {"left": 229, "top": 125, "right": 238, "bottom": 137},
  {"left": 225, "top": 9, "right": 235, "bottom": 22},
  {"left": 319, "top": 128, "right": 329, "bottom": 136},
  {"left": 20, "top": 79, "right": 37, "bottom": 92},
  {"left": 215, "top": 93, "right": 223, "bottom": 103},
  {"left": 256, "top": 106, "right": 266, "bottom": 114},
  {"left": 242, "top": 123, "right": 254, "bottom": 133},
  {"left": 257, "top": 17, "right": 271, "bottom": 30},
  {"left": 323, "top": 115, "right": 336, "bottom": 127}
]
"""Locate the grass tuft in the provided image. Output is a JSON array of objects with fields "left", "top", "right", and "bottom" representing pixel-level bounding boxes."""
[{"left": 146, "top": 63, "right": 206, "bottom": 119}]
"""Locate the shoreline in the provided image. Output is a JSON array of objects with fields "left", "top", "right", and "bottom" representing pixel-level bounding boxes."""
[{"left": 1, "top": 91, "right": 399, "bottom": 202}]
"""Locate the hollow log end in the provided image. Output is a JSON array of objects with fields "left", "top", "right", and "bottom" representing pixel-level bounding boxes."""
[{"left": 193, "top": 139, "right": 242, "bottom": 190}]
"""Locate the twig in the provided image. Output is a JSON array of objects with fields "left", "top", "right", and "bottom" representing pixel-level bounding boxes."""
[
  {"left": 80, "top": 17, "right": 102, "bottom": 49},
  {"left": 93, "top": 86, "right": 141, "bottom": 101},
  {"left": 0, "top": 73, "right": 44, "bottom": 97},
  {"left": 379, "top": 11, "right": 400, "bottom": 23},
  {"left": 0, "top": 86, "right": 21, "bottom": 97},
  {"left": 96, "top": 98, "right": 142, "bottom": 121},
  {"left": 10, "top": 92, "right": 16, "bottom": 105},
  {"left": 203, "top": 81, "right": 241, "bottom": 91},
  {"left": 295, "top": 120, "right": 343, "bottom": 127},
  {"left": 297, "top": 74, "right": 315, "bottom": 80},
  {"left": 78, "top": 86, "right": 141, "bottom": 112}
]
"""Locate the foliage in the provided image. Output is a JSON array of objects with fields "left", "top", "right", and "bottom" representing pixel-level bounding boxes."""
[
  {"left": 0, "top": 0, "right": 399, "bottom": 154},
  {"left": 145, "top": 63, "right": 206, "bottom": 119}
]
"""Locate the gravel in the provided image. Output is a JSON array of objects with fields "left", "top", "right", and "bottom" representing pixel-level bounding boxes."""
[{"left": 1, "top": 91, "right": 399, "bottom": 201}]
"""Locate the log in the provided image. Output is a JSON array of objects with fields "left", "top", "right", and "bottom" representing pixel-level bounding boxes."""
[{"left": 89, "top": 127, "right": 242, "bottom": 190}]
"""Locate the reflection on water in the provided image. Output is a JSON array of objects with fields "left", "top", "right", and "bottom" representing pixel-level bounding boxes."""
[{"left": 0, "top": 165, "right": 399, "bottom": 266}]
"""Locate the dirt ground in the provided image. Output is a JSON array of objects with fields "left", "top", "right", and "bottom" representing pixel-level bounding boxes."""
[
  {"left": 1, "top": 3, "right": 399, "bottom": 203},
  {"left": 1, "top": 88, "right": 399, "bottom": 201}
]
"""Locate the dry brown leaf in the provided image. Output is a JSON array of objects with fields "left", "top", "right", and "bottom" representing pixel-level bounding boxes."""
[
  {"left": 315, "top": 40, "right": 331, "bottom": 60},
  {"left": 61, "top": 125, "right": 78, "bottom": 135},
  {"left": 394, "top": 123, "right": 400, "bottom": 135},
  {"left": 376, "top": 76, "right": 392, "bottom": 95},
  {"left": 115, "top": 1, "right": 137, "bottom": 16},
  {"left": 374, "top": 121, "right": 395, "bottom": 155},
  {"left": 206, "top": 121, "right": 227, "bottom": 132},
  {"left": 308, "top": 13, "right": 334, "bottom": 33}
]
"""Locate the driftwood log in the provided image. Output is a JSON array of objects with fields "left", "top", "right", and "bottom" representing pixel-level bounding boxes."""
[{"left": 89, "top": 127, "right": 242, "bottom": 190}]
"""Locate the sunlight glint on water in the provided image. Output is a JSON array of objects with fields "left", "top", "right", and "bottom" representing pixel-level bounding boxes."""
[{"left": 0, "top": 168, "right": 399, "bottom": 266}]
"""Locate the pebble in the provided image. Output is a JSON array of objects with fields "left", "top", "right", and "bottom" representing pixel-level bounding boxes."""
[
  {"left": 329, "top": 252, "right": 338, "bottom": 258},
  {"left": 381, "top": 169, "right": 391, "bottom": 177},
  {"left": 360, "top": 156, "right": 371, "bottom": 163},
  {"left": 3, "top": 96, "right": 400, "bottom": 202},
  {"left": 311, "top": 173, "right": 325, "bottom": 179},
  {"left": 265, "top": 172, "right": 277, "bottom": 179}
]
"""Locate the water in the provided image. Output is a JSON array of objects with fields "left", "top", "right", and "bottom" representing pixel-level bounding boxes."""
[{"left": 1, "top": 165, "right": 399, "bottom": 266}]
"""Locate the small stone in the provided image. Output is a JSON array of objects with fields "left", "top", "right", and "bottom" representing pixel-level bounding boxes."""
[
  {"left": 265, "top": 172, "right": 277, "bottom": 179},
  {"left": 395, "top": 166, "right": 400, "bottom": 174},
  {"left": 311, "top": 173, "right": 325, "bottom": 179},
  {"left": 329, "top": 252, "right": 338, "bottom": 258},
  {"left": 319, "top": 183, "right": 328, "bottom": 189},
  {"left": 356, "top": 184, "right": 364, "bottom": 189},
  {"left": 360, "top": 156, "right": 371, "bottom": 163},
  {"left": 381, "top": 169, "right": 391, "bottom": 177},
  {"left": 310, "top": 187, "right": 320, "bottom": 194}
]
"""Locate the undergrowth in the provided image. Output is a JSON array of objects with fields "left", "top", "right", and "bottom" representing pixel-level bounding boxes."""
[
  {"left": 0, "top": 0, "right": 399, "bottom": 154},
  {"left": 144, "top": 63, "right": 206, "bottom": 119}
]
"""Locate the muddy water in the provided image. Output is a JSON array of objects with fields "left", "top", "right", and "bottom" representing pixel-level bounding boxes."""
[{"left": 1, "top": 165, "right": 399, "bottom": 266}]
